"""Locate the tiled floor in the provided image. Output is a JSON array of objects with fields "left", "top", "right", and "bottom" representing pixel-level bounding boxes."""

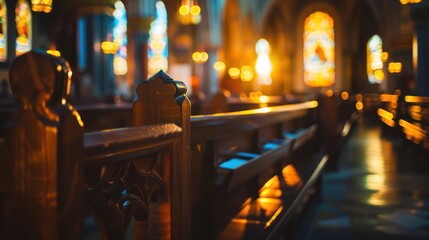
[{"left": 303, "top": 116, "right": 429, "bottom": 240}]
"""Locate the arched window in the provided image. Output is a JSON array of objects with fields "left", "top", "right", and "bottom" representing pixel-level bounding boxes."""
[
  {"left": 0, "top": 0, "right": 7, "bottom": 62},
  {"left": 367, "top": 35, "right": 384, "bottom": 84},
  {"left": 148, "top": 1, "right": 168, "bottom": 77},
  {"left": 15, "top": 0, "right": 31, "bottom": 56},
  {"left": 303, "top": 11, "right": 335, "bottom": 87},
  {"left": 113, "top": 1, "right": 127, "bottom": 76}
]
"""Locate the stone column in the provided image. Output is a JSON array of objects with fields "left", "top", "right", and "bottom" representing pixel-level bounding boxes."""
[{"left": 77, "top": 0, "right": 115, "bottom": 100}]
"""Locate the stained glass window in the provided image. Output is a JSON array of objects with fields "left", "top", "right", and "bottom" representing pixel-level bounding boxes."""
[
  {"left": 303, "top": 11, "right": 335, "bottom": 87},
  {"left": 113, "top": 1, "right": 127, "bottom": 76},
  {"left": 0, "top": 0, "right": 7, "bottom": 62},
  {"left": 15, "top": 0, "right": 31, "bottom": 56},
  {"left": 367, "top": 35, "right": 384, "bottom": 84},
  {"left": 148, "top": 1, "right": 168, "bottom": 76}
]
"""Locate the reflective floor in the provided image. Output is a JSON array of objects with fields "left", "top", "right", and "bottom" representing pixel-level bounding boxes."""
[{"left": 303, "top": 116, "right": 429, "bottom": 240}]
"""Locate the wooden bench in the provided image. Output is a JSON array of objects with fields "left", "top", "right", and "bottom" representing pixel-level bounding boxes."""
[
  {"left": 189, "top": 99, "right": 327, "bottom": 239},
  {"left": 0, "top": 51, "right": 191, "bottom": 239},
  {"left": 373, "top": 93, "right": 428, "bottom": 150},
  {"left": 398, "top": 95, "right": 429, "bottom": 150},
  {"left": 0, "top": 51, "right": 337, "bottom": 239}
]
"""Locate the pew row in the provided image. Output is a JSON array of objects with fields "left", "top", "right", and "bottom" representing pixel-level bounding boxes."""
[
  {"left": 375, "top": 93, "right": 429, "bottom": 150},
  {"left": 190, "top": 101, "right": 327, "bottom": 239},
  {"left": 0, "top": 51, "right": 334, "bottom": 239}
]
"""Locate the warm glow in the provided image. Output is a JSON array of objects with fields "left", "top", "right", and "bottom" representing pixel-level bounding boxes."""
[
  {"left": 400, "top": 0, "right": 422, "bottom": 4},
  {"left": 259, "top": 95, "right": 269, "bottom": 103},
  {"left": 374, "top": 69, "right": 384, "bottom": 81},
  {"left": 282, "top": 165, "right": 302, "bottom": 187},
  {"left": 388, "top": 62, "right": 402, "bottom": 73},
  {"left": 47, "top": 49, "right": 61, "bottom": 57},
  {"left": 326, "top": 90, "right": 333, "bottom": 97},
  {"left": 367, "top": 35, "right": 384, "bottom": 83},
  {"left": 381, "top": 52, "right": 389, "bottom": 62},
  {"left": 179, "top": 5, "right": 189, "bottom": 15},
  {"left": 192, "top": 51, "right": 208, "bottom": 63},
  {"left": 255, "top": 39, "right": 272, "bottom": 85},
  {"left": 341, "top": 91, "right": 349, "bottom": 100},
  {"left": 101, "top": 41, "right": 119, "bottom": 54},
  {"left": 303, "top": 11, "right": 335, "bottom": 87},
  {"left": 228, "top": 67, "right": 240, "bottom": 79},
  {"left": 31, "top": 0, "right": 52, "bottom": 13},
  {"left": 113, "top": 56, "right": 128, "bottom": 75},
  {"left": 214, "top": 61, "right": 226, "bottom": 72},
  {"left": 240, "top": 65, "right": 253, "bottom": 82},
  {"left": 179, "top": 0, "right": 201, "bottom": 25},
  {"left": 190, "top": 5, "right": 201, "bottom": 15},
  {"left": 356, "top": 101, "right": 363, "bottom": 111}
]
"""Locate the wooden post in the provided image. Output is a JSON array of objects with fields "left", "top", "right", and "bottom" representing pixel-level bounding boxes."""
[
  {"left": 2, "top": 50, "right": 84, "bottom": 239},
  {"left": 133, "top": 70, "right": 191, "bottom": 240}
]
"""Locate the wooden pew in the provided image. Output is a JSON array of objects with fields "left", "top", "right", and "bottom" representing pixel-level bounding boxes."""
[
  {"left": 398, "top": 95, "right": 429, "bottom": 150},
  {"left": 189, "top": 99, "right": 327, "bottom": 239},
  {"left": 1, "top": 51, "right": 335, "bottom": 240},
  {"left": 0, "top": 51, "right": 191, "bottom": 239}
]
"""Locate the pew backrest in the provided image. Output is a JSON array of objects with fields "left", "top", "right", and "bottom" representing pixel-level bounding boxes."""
[{"left": 1, "top": 51, "right": 191, "bottom": 240}]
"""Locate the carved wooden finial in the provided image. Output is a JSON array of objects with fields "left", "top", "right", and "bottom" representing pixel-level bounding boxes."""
[
  {"left": 9, "top": 50, "right": 72, "bottom": 119},
  {"left": 132, "top": 70, "right": 191, "bottom": 239},
  {"left": 133, "top": 70, "right": 190, "bottom": 126}
]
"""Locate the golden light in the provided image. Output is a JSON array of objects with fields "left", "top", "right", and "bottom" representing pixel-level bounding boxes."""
[
  {"left": 255, "top": 38, "right": 272, "bottom": 85},
  {"left": 381, "top": 52, "right": 389, "bottom": 62},
  {"left": 179, "top": 0, "right": 201, "bottom": 25},
  {"left": 47, "top": 49, "right": 61, "bottom": 57},
  {"left": 400, "top": 0, "right": 422, "bottom": 4},
  {"left": 179, "top": 5, "right": 190, "bottom": 15},
  {"left": 192, "top": 51, "right": 208, "bottom": 63},
  {"left": 326, "top": 90, "right": 333, "bottom": 97},
  {"left": 374, "top": 69, "right": 385, "bottom": 80},
  {"left": 228, "top": 67, "right": 240, "bottom": 79},
  {"left": 200, "top": 52, "right": 208, "bottom": 62},
  {"left": 190, "top": 5, "right": 201, "bottom": 15},
  {"left": 113, "top": 56, "right": 128, "bottom": 75},
  {"left": 149, "top": 40, "right": 166, "bottom": 51},
  {"left": 192, "top": 52, "right": 201, "bottom": 62},
  {"left": 101, "top": 41, "right": 119, "bottom": 54},
  {"left": 31, "top": 0, "right": 52, "bottom": 13},
  {"left": 341, "top": 91, "right": 349, "bottom": 100},
  {"left": 356, "top": 101, "right": 364, "bottom": 111},
  {"left": 240, "top": 65, "right": 254, "bottom": 82},
  {"left": 259, "top": 95, "right": 269, "bottom": 103},
  {"left": 388, "top": 62, "right": 402, "bottom": 73},
  {"left": 213, "top": 61, "right": 226, "bottom": 72}
]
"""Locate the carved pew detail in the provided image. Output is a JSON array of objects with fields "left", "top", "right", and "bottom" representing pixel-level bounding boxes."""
[
  {"left": 2, "top": 53, "right": 191, "bottom": 240},
  {"left": 132, "top": 70, "right": 191, "bottom": 239}
]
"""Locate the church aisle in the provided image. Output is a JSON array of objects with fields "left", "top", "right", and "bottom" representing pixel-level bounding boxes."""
[{"left": 302, "top": 115, "right": 429, "bottom": 240}]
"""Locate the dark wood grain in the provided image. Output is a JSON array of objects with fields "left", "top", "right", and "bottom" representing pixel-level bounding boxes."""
[
  {"left": 133, "top": 70, "right": 191, "bottom": 240},
  {"left": 3, "top": 50, "right": 84, "bottom": 239}
]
